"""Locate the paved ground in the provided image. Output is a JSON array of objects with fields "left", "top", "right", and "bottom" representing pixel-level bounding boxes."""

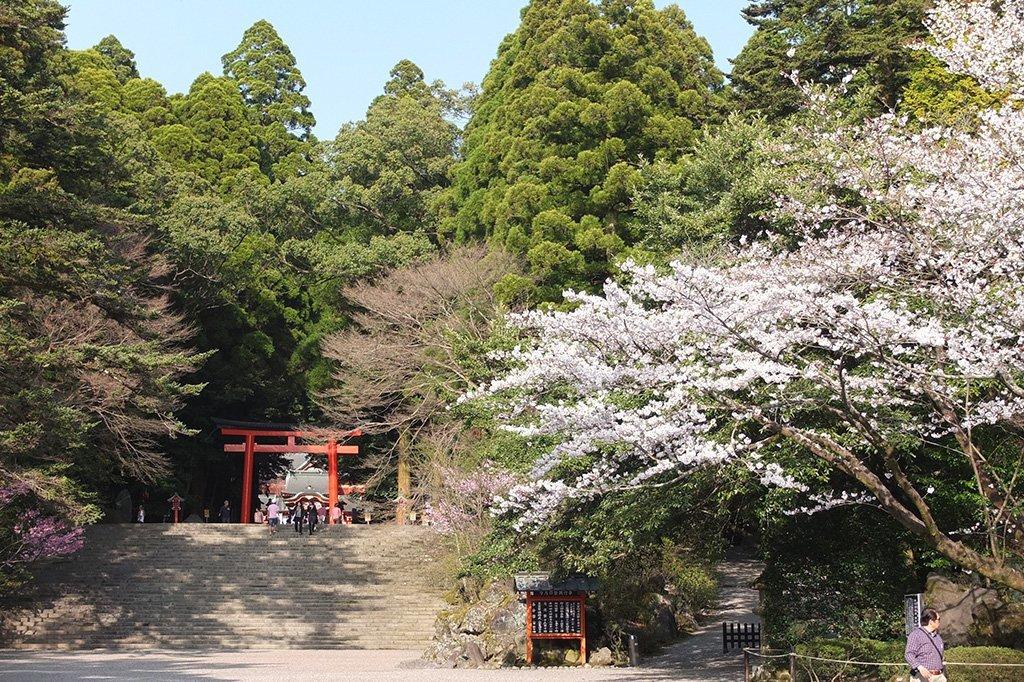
[
  {"left": 0, "top": 556, "right": 763, "bottom": 681},
  {"left": 0, "top": 650, "right": 738, "bottom": 681}
]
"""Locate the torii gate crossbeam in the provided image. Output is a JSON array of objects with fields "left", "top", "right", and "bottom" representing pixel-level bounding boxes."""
[{"left": 214, "top": 419, "right": 361, "bottom": 524}]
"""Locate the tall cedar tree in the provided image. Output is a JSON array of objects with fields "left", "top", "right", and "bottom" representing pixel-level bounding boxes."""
[
  {"left": 169, "top": 72, "right": 262, "bottom": 188},
  {"left": 330, "top": 60, "right": 461, "bottom": 238},
  {"left": 0, "top": 0, "right": 204, "bottom": 492},
  {"left": 94, "top": 34, "right": 138, "bottom": 84},
  {"left": 444, "top": 0, "right": 723, "bottom": 300},
  {"left": 221, "top": 20, "right": 315, "bottom": 137},
  {"left": 730, "top": 0, "right": 927, "bottom": 118}
]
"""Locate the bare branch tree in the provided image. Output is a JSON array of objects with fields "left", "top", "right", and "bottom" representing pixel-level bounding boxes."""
[{"left": 318, "top": 244, "right": 519, "bottom": 500}]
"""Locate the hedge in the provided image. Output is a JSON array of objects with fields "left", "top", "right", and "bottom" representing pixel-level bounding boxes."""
[
  {"left": 945, "top": 646, "right": 1024, "bottom": 682},
  {"left": 788, "top": 639, "right": 1024, "bottom": 682},
  {"left": 793, "top": 638, "right": 902, "bottom": 681}
]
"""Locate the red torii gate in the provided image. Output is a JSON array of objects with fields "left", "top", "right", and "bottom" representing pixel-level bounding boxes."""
[{"left": 214, "top": 419, "right": 361, "bottom": 524}]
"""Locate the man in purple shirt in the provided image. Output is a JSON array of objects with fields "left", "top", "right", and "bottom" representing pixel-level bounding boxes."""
[{"left": 905, "top": 608, "right": 946, "bottom": 682}]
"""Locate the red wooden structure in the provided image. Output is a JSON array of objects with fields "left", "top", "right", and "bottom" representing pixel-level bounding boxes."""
[
  {"left": 215, "top": 419, "right": 361, "bottom": 525},
  {"left": 525, "top": 593, "right": 587, "bottom": 665},
  {"left": 515, "top": 573, "right": 595, "bottom": 666},
  {"left": 168, "top": 493, "right": 183, "bottom": 524}
]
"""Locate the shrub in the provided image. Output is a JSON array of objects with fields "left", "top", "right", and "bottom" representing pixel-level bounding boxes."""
[
  {"left": 661, "top": 540, "right": 718, "bottom": 614},
  {"left": 788, "top": 641, "right": 1024, "bottom": 682},
  {"left": 0, "top": 481, "right": 84, "bottom": 594},
  {"left": 760, "top": 508, "right": 920, "bottom": 648},
  {"left": 945, "top": 646, "right": 1024, "bottom": 682},
  {"left": 793, "top": 638, "right": 902, "bottom": 682},
  {"left": 597, "top": 540, "right": 719, "bottom": 653}
]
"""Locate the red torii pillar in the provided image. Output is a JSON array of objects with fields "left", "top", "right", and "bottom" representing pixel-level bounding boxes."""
[
  {"left": 327, "top": 439, "right": 338, "bottom": 521},
  {"left": 241, "top": 434, "right": 255, "bottom": 526},
  {"left": 217, "top": 422, "right": 360, "bottom": 524}
]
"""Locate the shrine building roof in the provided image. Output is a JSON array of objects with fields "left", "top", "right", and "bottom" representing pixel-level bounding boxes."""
[{"left": 284, "top": 470, "right": 328, "bottom": 495}]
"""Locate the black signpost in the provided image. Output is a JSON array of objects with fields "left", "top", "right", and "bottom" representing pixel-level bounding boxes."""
[
  {"left": 515, "top": 573, "right": 597, "bottom": 666},
  {"left": 905, "top": 593, "right": 923, "bottom": 635}
]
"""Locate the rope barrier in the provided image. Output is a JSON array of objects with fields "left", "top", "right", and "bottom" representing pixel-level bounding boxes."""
[
  {"left": 742, "top": 647, "right": 1024, "bottom": 668},
  {"left": 740, "top": 648, "right": 781, "bottom": 656},
  {"left": 743, "top": 649, "right": 903, "bottom": 667},
  {"left": 945, "top": 661, "right": 1024, "bottom": 667},
  {"left": 788, "top": 653, "right": 903, "bottom": 667}
]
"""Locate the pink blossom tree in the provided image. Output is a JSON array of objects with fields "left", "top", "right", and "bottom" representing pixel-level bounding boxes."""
[
  {"left": 475, "top": 0, "right": 1024, "bottom": 591},
  {"left": 1, "top": 481, "right": 84, "bottom": 592},
  {"left": 427, "top": 463, "right": 518, "bottom": 536}
]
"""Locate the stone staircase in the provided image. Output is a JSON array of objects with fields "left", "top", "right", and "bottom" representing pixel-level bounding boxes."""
[{"left": 0, "top": 524, "right": 449, "bottom": 650}]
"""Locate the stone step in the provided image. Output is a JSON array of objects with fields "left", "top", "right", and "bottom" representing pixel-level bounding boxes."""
[
  {"left": 4, "top": 606, "right": 444, "bottom": 618},
  {"left": 7, "top": 622, "right": 440, "bottom": 630},
  {"left": 0, "top": 525, "right": 448, "bottom": 651},
  {"left": 10, "top": 630, "right": 436, "bottom": 638}
]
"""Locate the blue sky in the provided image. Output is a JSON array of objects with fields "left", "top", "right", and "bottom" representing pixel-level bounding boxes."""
[{"left": 63, "top": 1, "right": 753, "bottom": 139}]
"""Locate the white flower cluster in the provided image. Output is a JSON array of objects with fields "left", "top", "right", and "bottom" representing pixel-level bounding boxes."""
[
  {"left": 473, "top": 0, "right": 1024, "bottom": 533},
  {"left": 785, "top": 491, "right": 876, "bottom": 517},
  {"left": 924, "top": 0, "right": 1024, "bottom": 93}
]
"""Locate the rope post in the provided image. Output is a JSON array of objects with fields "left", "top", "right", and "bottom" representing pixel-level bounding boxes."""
[
  {"left": 788, "top": 648, "right": 796, "bottom": 681},
  {"left": 744, "top": 649, "right": 750, "bottom": 682}
]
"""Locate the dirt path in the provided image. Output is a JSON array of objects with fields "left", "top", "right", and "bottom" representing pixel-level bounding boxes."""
[{"left": 639, "top": 554, "right": 764, "bottom": 681}]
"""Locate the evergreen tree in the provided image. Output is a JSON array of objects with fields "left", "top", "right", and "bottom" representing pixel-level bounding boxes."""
[
  {"left": 94, "top": 34, "right": 138, "bottom": 83},
  {"left": 1, "top": 0, "right": 204, "bottom": 493},
  {"left": 329, "top": 60, "right": 461, "bottom": 238},
  {"left": 444, "top": 0, "right": 722, "bottom": 299},
  {"left": 730, "top": 0, "right": 927, "bottom": 118},
  {"left": 221, "top": 20, "right": 315, "bottom": 136},
  {"left": 899, "top": 52, "right": 1003, "bottom": 126},
  {"left": 65, "top": 48, "right": 124, "bottom": 110},
  {"left": 121, "top": 77, "right": 172, "bottom": 127},
  {"left": 632, "top": 115, "right": 782, "bottom": 252},
  {"left": 0, "top": 0, "right": 87, "bottom": 186},
  {"left": 161, "top": 73, "right": 262, "bottom": 189}
]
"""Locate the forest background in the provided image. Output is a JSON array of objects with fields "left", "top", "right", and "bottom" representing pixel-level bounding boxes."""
[{"left": 0, "top": 0, "right": 1000, "bottom": 648}]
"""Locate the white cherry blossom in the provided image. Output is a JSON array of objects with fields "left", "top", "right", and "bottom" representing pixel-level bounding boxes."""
[{"left": 473, "top": 0, "right": 1024, "bottom": 590}]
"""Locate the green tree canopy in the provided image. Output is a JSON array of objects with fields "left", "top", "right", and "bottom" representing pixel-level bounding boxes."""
[
  {"left": 444, "top": 0, "right": 723, "bottom": 298},
  {"left": 93, "top": 34, "right": 138, "bottom": 83},
  {"left": 899, "top": 52, "right": 1004, "bottom": 126},
  {"left": 329, "top": 60, "right": 462, "bottom": 238},
  {"left": 1, "top": 0, "right": 204, "bottom": 495},
  {"left": 221, "top": 19, "right": 315, "bottom": 136},
  {"left": 730, "top": 0, "right": 927, "bottom": 118},
  {"left": 631, "top": 114, "right": 783, "bottom": 252},
  {"left": 162, "top": 72, "right": 262, "bottom": 188}
]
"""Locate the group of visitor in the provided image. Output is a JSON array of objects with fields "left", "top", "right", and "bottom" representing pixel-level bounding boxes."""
[
  {"left": 193, "top": 501, "right": 233, "bottom": 523},
  {"left": 251, "top": 499, "right": 345, "bottom": 535}
]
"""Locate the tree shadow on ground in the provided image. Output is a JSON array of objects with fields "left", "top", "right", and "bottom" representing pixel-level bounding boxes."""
[
  {"left": 0, "top": 650, "right": 245, "bottom": 681},
  {"left": 0, "top": 523, "right": 441, "bottom": 650}
]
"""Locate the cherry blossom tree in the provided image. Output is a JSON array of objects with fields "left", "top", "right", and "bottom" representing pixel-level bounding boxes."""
[
  {"left": 425, "top": 462, "right": 517, "bottom": 559},
  {"left": 475, "top": 0, "right": 1024, "bottom": 591},
  {"left": 0, "top": 481, "right": 83, "bottom": 592}
]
